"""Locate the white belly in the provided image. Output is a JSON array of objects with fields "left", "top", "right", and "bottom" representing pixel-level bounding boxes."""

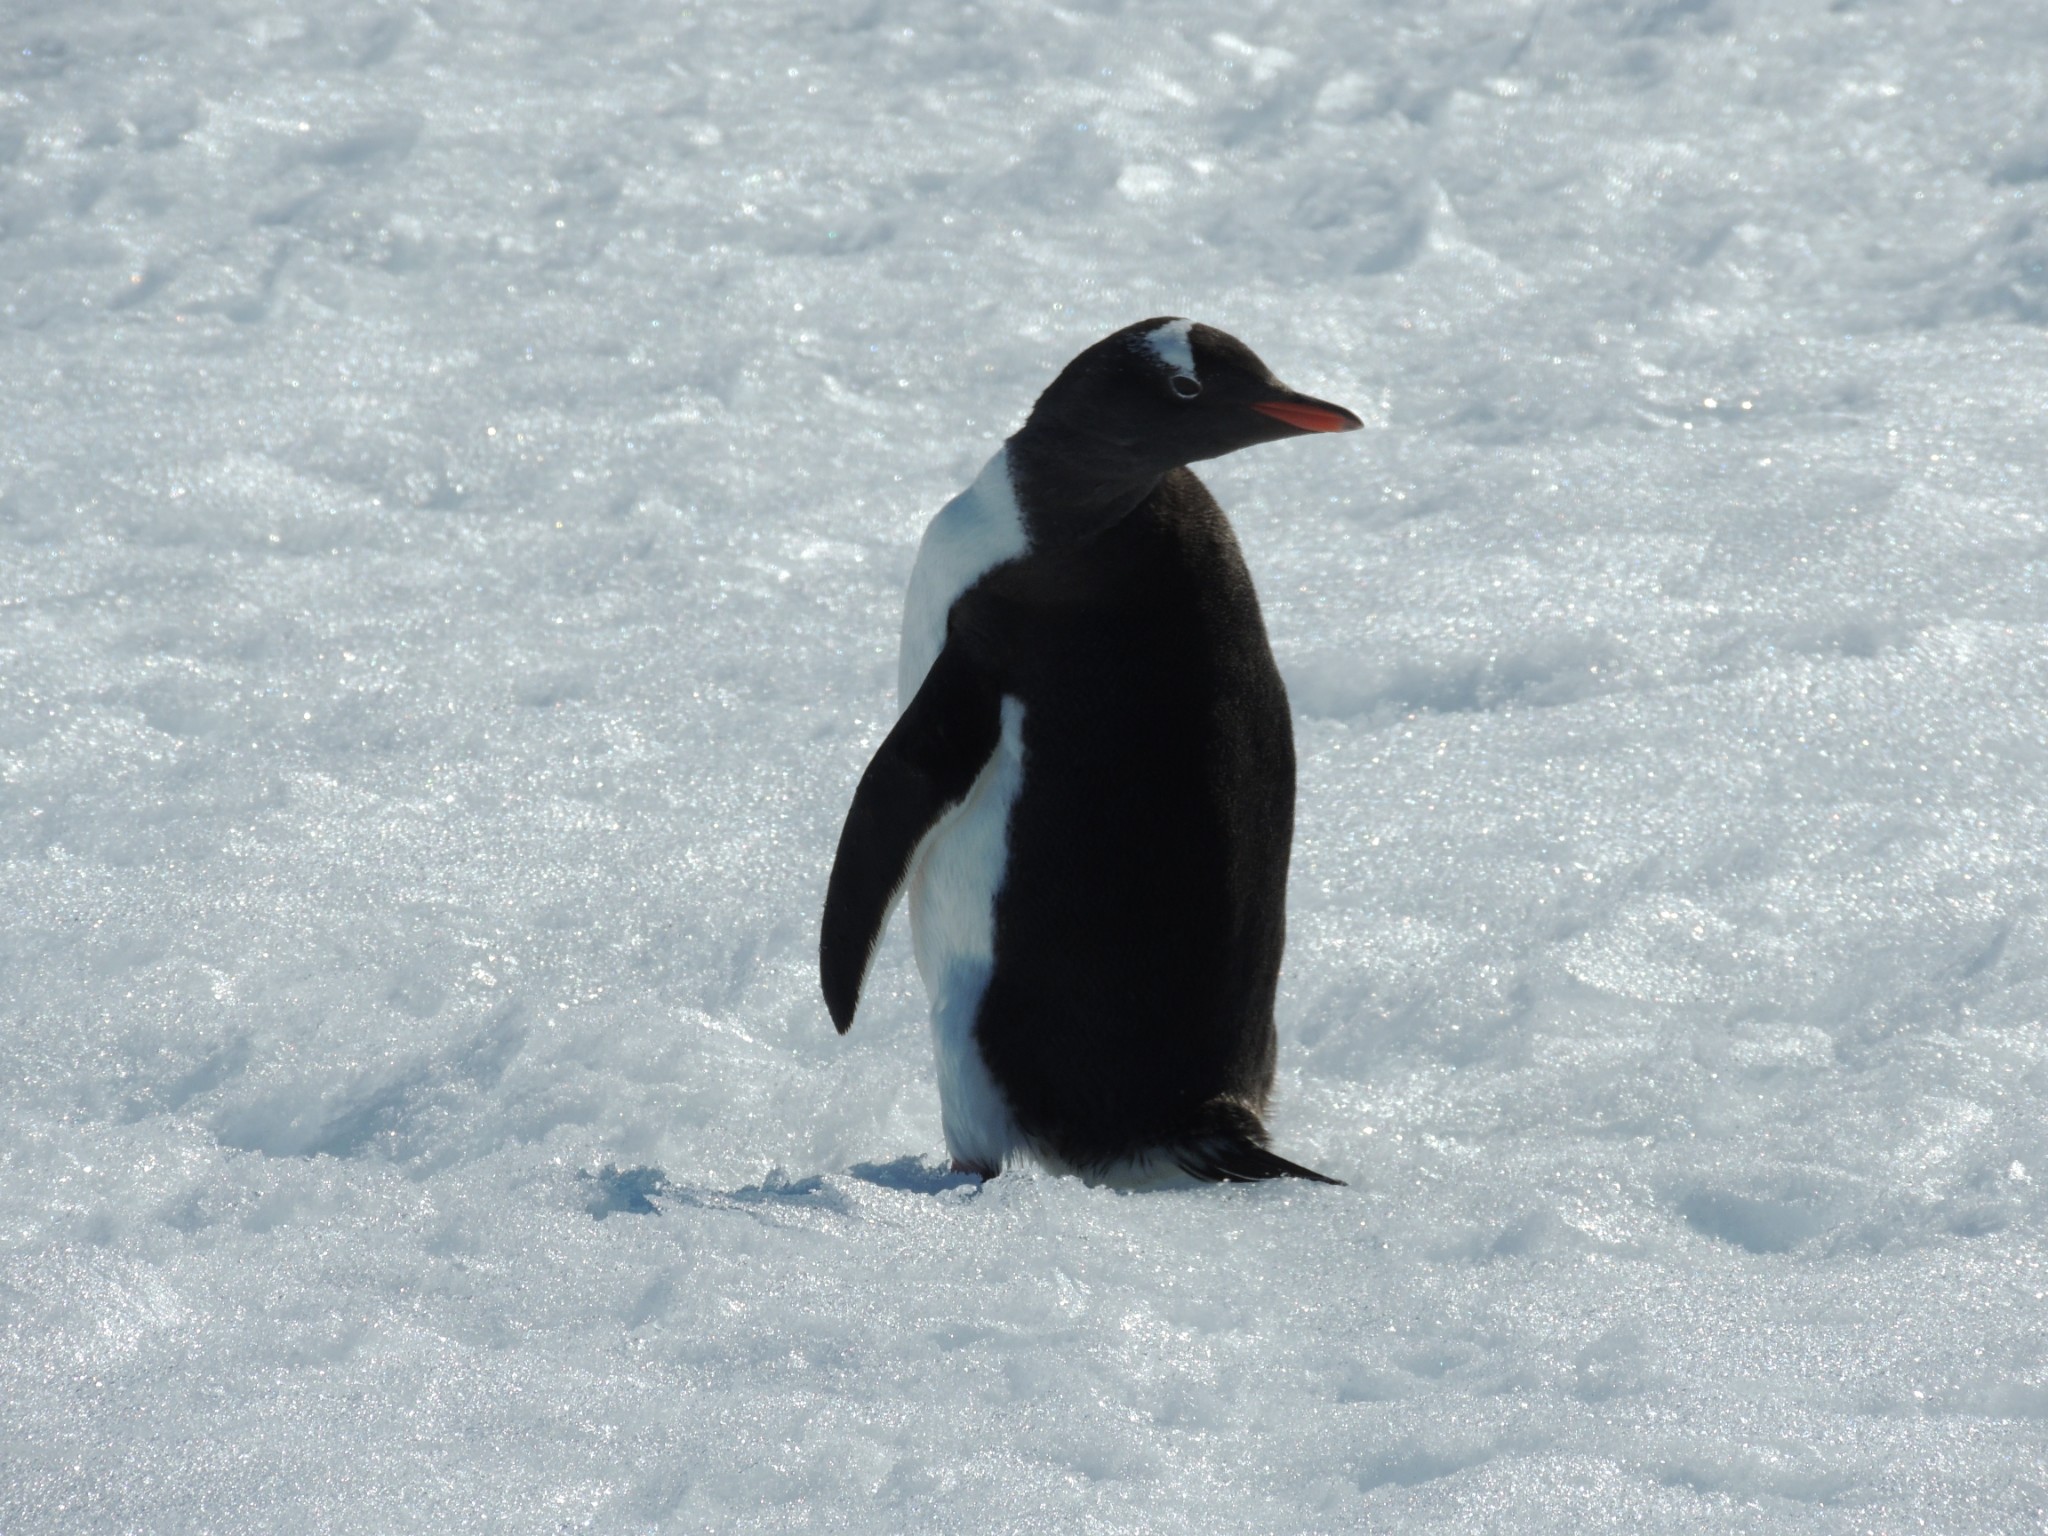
[{"left": 906, "top": 696, "right": 1026, "bottom": 1173}]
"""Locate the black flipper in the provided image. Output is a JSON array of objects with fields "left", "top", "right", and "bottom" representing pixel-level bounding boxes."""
[{"left": 820, "top": 640, "right": 1002, "bottom": 1033}]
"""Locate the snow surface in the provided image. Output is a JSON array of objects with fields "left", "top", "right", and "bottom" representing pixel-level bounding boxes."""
[{"left": 4, "top": 0, "right": 2047, "bottom": 1530}]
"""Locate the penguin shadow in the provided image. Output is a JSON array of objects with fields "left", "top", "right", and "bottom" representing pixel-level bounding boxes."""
[
  {"left": 844, "top": 1154, "right": 987, "bottom": 1197},
  {"left": 578, "top": 1156, "right": 1345, "bottom": 1215},
  {"left": 580, "top": 1163, "right": 674, "bottom": 1218},
  {"left": 577, "top": 1162, "right": 860, "bottom": 1222}
]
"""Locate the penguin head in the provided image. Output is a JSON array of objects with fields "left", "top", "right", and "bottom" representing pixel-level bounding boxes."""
[{"left": 1022, "top": 317, "right": 1362, "bottom": 475}]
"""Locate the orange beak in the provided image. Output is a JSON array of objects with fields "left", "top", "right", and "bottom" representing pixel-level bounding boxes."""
[{"left": 1250, "top": 397, "right": 1363, "bottom": 433}]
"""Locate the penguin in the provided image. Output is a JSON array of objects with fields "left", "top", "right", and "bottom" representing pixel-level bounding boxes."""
[{"left": 821, "top": 317, "right": 1358, "bottom": 1186}]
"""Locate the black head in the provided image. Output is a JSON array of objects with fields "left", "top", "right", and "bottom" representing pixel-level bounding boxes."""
[{"left": 1019, "top": 317, "right": 1362, "bottom": 480}]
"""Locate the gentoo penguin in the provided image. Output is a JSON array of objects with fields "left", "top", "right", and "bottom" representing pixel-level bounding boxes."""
[{"left": 821, "top": 318, "right": 1358, "bottom": 1185}]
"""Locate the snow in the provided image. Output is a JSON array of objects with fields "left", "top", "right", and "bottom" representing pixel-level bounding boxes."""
[{"left": 3, "top": 0, "right": 2046, "bottom": 1531}]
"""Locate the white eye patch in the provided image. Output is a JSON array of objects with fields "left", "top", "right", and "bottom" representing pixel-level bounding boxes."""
[{"left": 1142, "top": 317, "right": 1198, "bottom": 384}]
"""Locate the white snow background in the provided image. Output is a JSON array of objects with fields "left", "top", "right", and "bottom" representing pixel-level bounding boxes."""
[{"left": 3, "top": 0, "right": 2046, "bottom": 1530}]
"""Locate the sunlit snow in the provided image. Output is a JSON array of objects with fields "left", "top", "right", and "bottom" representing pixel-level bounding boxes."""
[{"left": 4, "top": 1, "right": 2046, "bottom": 1532}]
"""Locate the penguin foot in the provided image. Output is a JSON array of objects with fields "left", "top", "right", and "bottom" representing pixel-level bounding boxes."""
[{"left": 950, "top": 1159, "right": 998, "bottom": 1180}]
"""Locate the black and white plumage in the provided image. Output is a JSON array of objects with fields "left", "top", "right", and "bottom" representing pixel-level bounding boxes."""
[{"left": 821, "top": 318, "right": 1359, "bottom": 1186}]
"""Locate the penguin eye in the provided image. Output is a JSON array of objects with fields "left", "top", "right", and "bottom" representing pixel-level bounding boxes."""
[{"left": 1170, "top": 375, "right": 1202, "bottom": 400}]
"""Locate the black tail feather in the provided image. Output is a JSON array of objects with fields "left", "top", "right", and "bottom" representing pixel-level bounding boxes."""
[
  {"left": 1049, "top": 1100, "right": 1345, "bottom": 1187},
  {"left": 1174, "top": 1134, "right": 1345, "bottom": 1186}
]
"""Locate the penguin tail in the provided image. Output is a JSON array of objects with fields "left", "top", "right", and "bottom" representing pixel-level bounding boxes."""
[
  {"left": 1174, "top": 1135, "right": 1345, "bottom": 1186},
  {"left": 1167, "top": 1102, "right": 1345, "bottom": 1186}
]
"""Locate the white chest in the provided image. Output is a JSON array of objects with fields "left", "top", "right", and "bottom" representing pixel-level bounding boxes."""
[{"left": 897, "top": 447, "right": 1027, "bottom": 707}]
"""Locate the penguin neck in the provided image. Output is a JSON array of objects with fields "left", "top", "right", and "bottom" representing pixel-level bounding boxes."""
[{"left": 1005, "top": 421, "right": 1164, "bottom": 547}]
